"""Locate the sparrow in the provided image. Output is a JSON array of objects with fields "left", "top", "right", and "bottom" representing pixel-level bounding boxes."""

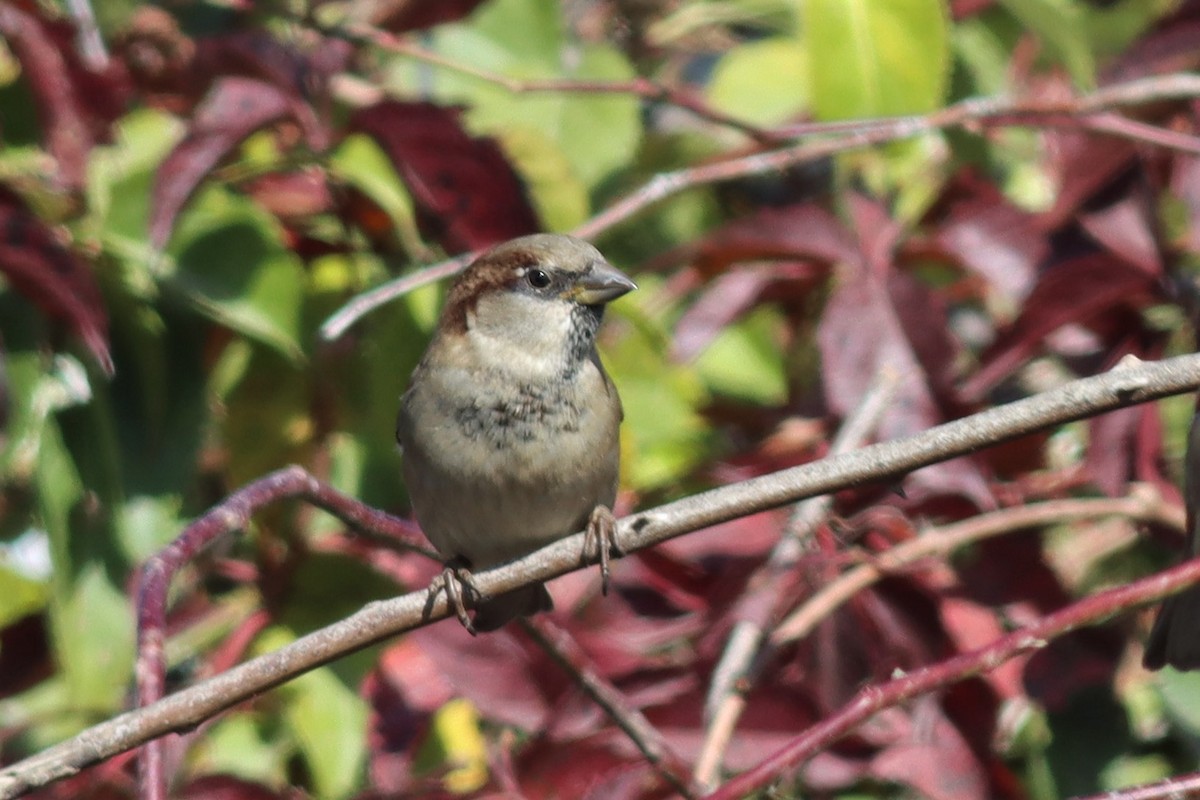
[
  {"left": 1144, "top": 402, "right": 1200, "bottom": 670},
  {"left": 396, "top": 233, "right": 636, "bottom": 633}
]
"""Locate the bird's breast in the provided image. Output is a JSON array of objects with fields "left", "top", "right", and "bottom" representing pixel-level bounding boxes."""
[{"left": 398, "top": 359, "right": 620, "bottom": 566}]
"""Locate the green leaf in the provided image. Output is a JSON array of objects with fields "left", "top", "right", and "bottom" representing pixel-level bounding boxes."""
[
  {"left": 89, "top": 108, "right": 183, "bottom": 248},
  {"left": 999, "top": 0, "right": 1096, "bottom": 88},
  {"left": 417, "top": 698, "right": 488, "bottom": 792},
  {"left": 493, "top": 126, "right": 589, "bottom": 231},
  {"left": 329, "top": 134, "right": 423, "bottom": 250},
  {"left": 694, "top": 307, "right": 788, "bottom": 405},
  {"left": 35, "top": 415, "right": 135, "bottom": 713},
  {"left": 259, "top": 627, "right": 368, "bottom": 800},
  {"left": 168, "top": 188, "right": 306, "bottom": 361},
  {"left": 707, "top": 37, "right": 809, "bottom": 127},
  {"left": 191, "top": 713, "right": 289, "bottom": 787},
  {"left": 607, "top": 292, "right": 713, "bottom": 491},
  {"left": 389, "top": 0, "right": 642, "bottom": 190},
  {"left": 49, "top": 563, "right": 135, "bottom": 713},
  {"left": 1157, "top": 667, "right": 1200, "bottom": 734},
  {"left": 0, "top": 561, "right": 48, "bottom": 629},
  {"left": 803, "top": 0, "right": 951, "bottom": 119}
]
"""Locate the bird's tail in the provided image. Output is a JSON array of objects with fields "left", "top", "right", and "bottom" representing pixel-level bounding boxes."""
[
  {"left": 472, "top": 583, "right": 554, "bottom": 632},
  {"left": 1145, "top": 586, "right": 1200, "bottom": 670}
]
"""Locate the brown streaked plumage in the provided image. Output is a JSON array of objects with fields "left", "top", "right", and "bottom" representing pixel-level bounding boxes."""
[{"left": 396, "top": 234, "right": 635, "bottom": 632}]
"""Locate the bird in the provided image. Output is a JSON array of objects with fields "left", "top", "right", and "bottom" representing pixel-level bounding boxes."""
[
  {"left": 396, "top": 233, "right": 636, "bottom": 633},
  {"left": 1144, "top": 404, "right": 1200, "bottom": 670}
]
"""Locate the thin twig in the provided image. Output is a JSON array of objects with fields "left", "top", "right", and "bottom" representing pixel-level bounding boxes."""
[
  {"left": 519, "top": 618, "right": 699, "bottom": 798},
  {"left": 771, "top": 490, "right": 1183, "bottom": 645},
  {"left": 694, "top": 366, "right": 900, "bottom": 788},
  {"left": 321, "top": 71, "right": 1200, "bottom": 341},
  {"left": 1071, "top": 770, "right": 1200, "bottom": 800},
  {"left": 701, "top": 548, "right": 1200, "bottom": 800},
  {"left": 135, "top": 469, "right": 423, "bottom": 800},
  {"left": 2, "top": 353, "right": 1200, "bottom": 798},
  {"left": 324, "top": 20, "right": 778, "bottom": 143},
  {"left": 63, "top": 0, "right": 107, "bottom": 70}
]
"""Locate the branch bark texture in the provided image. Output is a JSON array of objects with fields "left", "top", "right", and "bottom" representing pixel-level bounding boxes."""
[{"left": 2, "top": 353, "right": 1199, "bottom": 798}]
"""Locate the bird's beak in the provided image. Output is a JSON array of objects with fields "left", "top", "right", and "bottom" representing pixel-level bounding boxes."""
[{"left": 571, "top": 261, "right": 637, "bottom": 305}]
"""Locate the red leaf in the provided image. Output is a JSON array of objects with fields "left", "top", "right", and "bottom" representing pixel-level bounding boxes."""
[
  {"left": 870, "top": 699, "right": 989, "bottom": 800},
  {"left": 963, "top": 255, "right": 1162, "bottom": 400},
  {"left": 149, "top": 77, "right": 294, "bottom": 249},
  {"left": 178, "top": 775, "right": 286, "bottom": 800},
  {"left": 372, "top": 0, "right": 490, "bottom": 33},
  {"left": 686, "top": 203, "right": 858, "bottom": 276},
  {"left": 0, "top": 187, "right": 112, "bottom": 374},
  {"left": 818, "top": 253, "right": 990, "bottom": 507},
  {"left": 931, "top": 171, "right": 1045, "bottom": 303},
  {"left": 0, "top": 3, "right": 130, "bottom": 191},
  {"left": 408, "top": 624, "right": 557, "bottom": 731},
  {"left": 1079, "top": 195, "right": 1162, "bottom": 276},
  {"left": 352, "top": 101, "right": 541, "bottom": 252},
  {"left": 243, "top": 169, "right": 335, "bottom": 223},
  {"left": 672, "top": 267, "right": 773, "bottom": 361},
  {"left": 193, "top": 30, "right": 343, "bottom": 148}
]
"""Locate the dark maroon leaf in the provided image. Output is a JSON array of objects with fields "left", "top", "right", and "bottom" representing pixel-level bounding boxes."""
[
  {"left": 672, "top": 267, "right": 773, "bottom": 361},
  {"left": 1023, "top": 627, "right": 1123, "bottom": 711},
  {"left": 685, "top": 203, "right": 858, "bottom": 276},
  {"left": 848, "top": 193, "right": 903, "bottom": 273},
  {"left": 178, "top": 775, "right": 286, "bottom": 800},
  {"left": 1079, "top": 195, "right": 1162, "bottom": 275},
  {"left": 244, "top": 169, "right": 334, "bottom": 224},
  {"left": 870, "top": 699, "right": 989, "bottom": 800},
  {"left": 0, "top": 187, "right": 112, "bottom": 374},
  {"left": 0, "top": 614, "right": 51, "bottom": 697},
  {"left": 193, "top": 30, "right": 343, "bottom": 149},
  {"left": 351, "top": 101, "right": 541, "bottom": 252},
  {"left": 408, "top": 624, "right": 557, "bottom": 730},
  {"left": 514, "top": 738, "right": 650, "bottom": 800},
  {"left": 371, "top": 0, "right": 490, "bottom": 33},
  {"left": 0, "top": 3, "right": 130, "bottom": 191},
  {"left": 1101, "top": 3, "right": 1200, "bottom": 83},
  {"left": 1041, "top": 129, "right": 1137, "bottom": 229},
  {"left": 931, "top": 171, "right": 1045, "bottom": 303},
  {"left": 1087, "top": 406, "right": 1143, "bottom": 497},
  {"left": 817, "top": 223, "right": 990, "bottom": 506},
  {"left": 115, "top": 6, "right": 207, "bottom": 113},
  {"left": 149, "top": 77, "right": 295, "bottom": 249},
  {"left": 964, "top": 255, "right": 1162, "bottom": 400}
]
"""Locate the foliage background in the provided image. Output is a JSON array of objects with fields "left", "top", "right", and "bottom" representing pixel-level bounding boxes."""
[{"left": 3, "top": 0, "right": 1200, "bottom": 797}]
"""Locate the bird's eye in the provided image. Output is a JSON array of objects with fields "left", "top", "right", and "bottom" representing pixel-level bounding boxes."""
[{"left": 526, "top": 268, "right": 551, "bottom": 289}]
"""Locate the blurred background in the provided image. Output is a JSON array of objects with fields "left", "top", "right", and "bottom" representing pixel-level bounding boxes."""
[{"left": 2, "top": 0, "right": 1200, "bottom": 797}]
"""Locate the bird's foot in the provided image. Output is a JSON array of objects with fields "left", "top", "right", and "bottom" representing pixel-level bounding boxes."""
[
  {"left": 583, "top": 505, "right": 621, "bottom": 595},
  {"left": 430, "top": 560, "right": 480, "bottom": 636}
]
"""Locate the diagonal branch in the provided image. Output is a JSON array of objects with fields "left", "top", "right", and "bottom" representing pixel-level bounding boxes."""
[
  {"left": 319, "top": 71, "right": 1200, "bottom": 341},
  {"left": 694, "top": 365, "right": 899, "bottom": 789},
  {"left": 520, "top": 618, "right": 699, "bottom": 798},
  {"left": 2, "top": 353, "right": 1200, "bottom": 798},
  {"left": 700, "top": 546, "right": 1200, "bottom": 800}
]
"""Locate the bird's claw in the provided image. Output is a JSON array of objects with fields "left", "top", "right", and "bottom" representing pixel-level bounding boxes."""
[
  {"left": 583, "top": 505, "right": 620, "bottom": 595},
  {"left": 431, "top": 562, "right": 480, "bottom": 636}
]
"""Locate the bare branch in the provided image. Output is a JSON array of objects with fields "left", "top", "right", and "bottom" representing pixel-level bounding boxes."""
[
  {"left": 1072, "top": 770, "right": 1200, "bottom": 800},
  {"left": 322, "top": 20, "right": 779, "bottom": 143},
  {"left": 700, "top": 545, "right": 1200, "bottom": 800},
  {"left": 320, "top": 71, "right": 1200, "bottom": 341},
  {"left": 695, "top": 366, "right": 900, "bottom": 789},
  {"left": 2, "top": 353, "right": 1200, "bottom": 798},
  {"left": 520, "top": 618, "right": 698, "bottom": 798},
  {"left": 771, "top": 491, "right": 1183, "bottom": 645}
]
